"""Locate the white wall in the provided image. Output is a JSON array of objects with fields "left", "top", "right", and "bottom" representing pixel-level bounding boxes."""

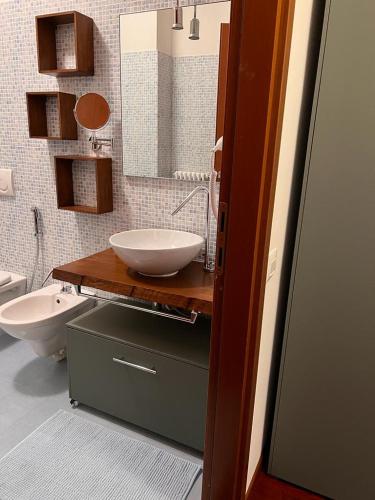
[
  {"left": 120, "top": 3, "right": 231, "bottom": 56},
  {"left": 247, "top": 0, "right": 317, "bottom": 487},
  {"left": 120, "top": 11, "right": 158, "bottom": 53},
  {"left": 171, "top": 3, "right": 230, "bottom": 57}
]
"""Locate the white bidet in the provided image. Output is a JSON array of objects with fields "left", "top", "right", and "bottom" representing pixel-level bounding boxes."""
[{"left": 0, "top": 284, "right": 95, "bottom": 359}]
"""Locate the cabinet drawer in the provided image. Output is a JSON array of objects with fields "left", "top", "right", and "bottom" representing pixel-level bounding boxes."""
[{"left": 68, "top": 328, "right": 208, "bottom": 451}]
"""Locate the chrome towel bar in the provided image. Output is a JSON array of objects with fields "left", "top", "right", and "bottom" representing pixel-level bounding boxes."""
[{"left": 74, "top": 285, "right": 198, "bottom": 324}]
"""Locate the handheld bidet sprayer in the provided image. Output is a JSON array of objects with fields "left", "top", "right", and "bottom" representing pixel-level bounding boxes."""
[
  {"left": 29, "top": 207, "right": 42, "bottom": 292},
  {"left": 209, "top": 137, "right": 223, "bottom": 220},
  {"left": 31, "top": 207, "right": 42, "bottom": 237}
]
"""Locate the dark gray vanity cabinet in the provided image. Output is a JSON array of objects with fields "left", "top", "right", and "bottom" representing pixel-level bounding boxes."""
[
  {"left": 269, "top": 1, "right": 375, "bottom": 499},
  {"left": 67, "top": 304, "right": 210, "bottom": 451}
]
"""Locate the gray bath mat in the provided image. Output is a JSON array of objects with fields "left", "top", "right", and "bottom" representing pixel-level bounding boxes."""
[{"left": 0, "top": 410, "right": 202, "bottom": 500}]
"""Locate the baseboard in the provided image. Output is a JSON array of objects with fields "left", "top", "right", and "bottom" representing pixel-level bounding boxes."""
[{"left": 245, "top": 456, "right": 263, "bottom": 499}]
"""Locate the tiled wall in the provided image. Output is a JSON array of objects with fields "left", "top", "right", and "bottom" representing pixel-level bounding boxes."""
[
  {"left": 56, "top": 24, "right": 76, "bottom": 69},
  {"left": 0, "top": 0, "right": 222, "bottom": 290},
  {"left": 45, "top": 96, "right": 60, "bottom": 137},
  {"left": 121, "top": 50, "right": 175, "bottom": 178},
  {"left": 157, "top": 51, "right": 173, "bottom": 177},
  {"left": 121, "top": 51, "right": 160, "bottom": 177},
  {"left": 122, "top": 51, "right": 219, "bottom": 177},
  {"left": 172, "top": 54, "right": 219, "bottom": 173},
  {"left": 72, "top": 161, "right": 98, "bottom": 208}
]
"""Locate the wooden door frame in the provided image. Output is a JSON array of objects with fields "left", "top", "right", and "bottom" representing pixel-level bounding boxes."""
[{"left": 202, "top": 0, "right": 296, "bottom": 499}]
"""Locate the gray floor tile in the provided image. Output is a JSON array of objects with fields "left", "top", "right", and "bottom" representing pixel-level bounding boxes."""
[{"left": 0, "top": 336, "right": 202, "bottom": 499}]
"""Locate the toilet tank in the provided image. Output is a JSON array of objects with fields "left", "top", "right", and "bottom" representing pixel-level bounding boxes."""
[{"left": 0, "top": 273, "right": 27, "bottom": 306}]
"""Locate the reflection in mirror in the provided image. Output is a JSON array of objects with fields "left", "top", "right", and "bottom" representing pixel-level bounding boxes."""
[{"left": 120, "top": 2, "right": 231, "bottom": 179}]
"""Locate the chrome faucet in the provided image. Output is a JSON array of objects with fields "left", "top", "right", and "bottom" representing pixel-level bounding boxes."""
[
  {"left": 171, "top": 186, "right": 214, "bottom": 272},
  {"left": 61, "top": 284, "right": 73, "bottom": 294}
]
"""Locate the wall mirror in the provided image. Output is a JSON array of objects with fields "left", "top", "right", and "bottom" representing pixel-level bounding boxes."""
[{"left": 120, "top": 2, "right": 231, "bottom": 179}]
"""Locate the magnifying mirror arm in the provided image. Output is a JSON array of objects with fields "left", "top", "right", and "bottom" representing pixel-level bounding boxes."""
[{"left": 89, "top": 132, "right": 114, "bottom": 152}]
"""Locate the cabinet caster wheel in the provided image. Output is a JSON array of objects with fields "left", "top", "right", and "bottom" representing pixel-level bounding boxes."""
[{"left": 70, "top": 399, "right": 79, "bottom": 409}]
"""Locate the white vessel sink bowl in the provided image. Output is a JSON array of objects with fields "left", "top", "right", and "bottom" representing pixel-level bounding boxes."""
[{"left": 110, "top": 229, "right": 204, "bottom": 277}]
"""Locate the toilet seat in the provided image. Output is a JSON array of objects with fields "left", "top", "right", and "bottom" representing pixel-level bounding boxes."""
[{"left": 0, "top": 272, "right": 11, "bottom": 287}]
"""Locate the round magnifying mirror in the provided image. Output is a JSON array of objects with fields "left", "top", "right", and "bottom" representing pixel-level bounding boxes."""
[{"left": 74, "top": 92, "right": 111, "bottom": 131}]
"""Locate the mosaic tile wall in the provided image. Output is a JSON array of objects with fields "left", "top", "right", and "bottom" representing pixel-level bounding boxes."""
[
  {"left": 121, "top": 51, "right": 159, "bottom": 177},
  {"left": 72, "top": 161, "right": 98, "bottom": 208},
  {"left": 122, "top": 51, "right": 219, "bottom": 177},
  {"left": 56, "top": 24, "right": 76, "bottom": 69},
  {"left": 157, "top": 51, "right": 173, "bottom": 177},
  {"left": 45, "top": 96, "right": 60, "bottom": 137},
  {"left": 0, "top": 0, "right": 223, "bottom": 291},
  {"left": 121, "top": 50, "right": 174, "bottom": 178},
  {"left": 172, "top": 55, "right": 219, "bottom": 173}
]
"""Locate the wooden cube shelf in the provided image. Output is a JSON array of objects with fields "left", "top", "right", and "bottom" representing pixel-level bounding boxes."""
[
  {"left": 36, "top": 11, "right": 94, "bottom": 76},
  {"left": 55, "top": 156, "right": 113, "bottom": 214},
  {"left": 27, "top": 92, "right": 77, "bottom": 140}
]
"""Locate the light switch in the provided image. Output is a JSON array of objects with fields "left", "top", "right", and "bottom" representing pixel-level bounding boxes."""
[
  {"left": 0, "top": 169, "right": 14, "bottom": 196},
  {"left": 267, "top": 248, "right": 278, "bottom": 281}
]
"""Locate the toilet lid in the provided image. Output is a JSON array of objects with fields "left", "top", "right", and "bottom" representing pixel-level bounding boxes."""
[{"left": 0, "top": 271, "right": 12, "bottom": 286}]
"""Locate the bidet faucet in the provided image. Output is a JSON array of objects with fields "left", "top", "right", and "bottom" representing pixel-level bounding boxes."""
[
  {"left": 171, "top": 185, "right": 214, "bottom": 272},
  {"left": 31, "top": 207, "right": 42, "bottom": 237}
]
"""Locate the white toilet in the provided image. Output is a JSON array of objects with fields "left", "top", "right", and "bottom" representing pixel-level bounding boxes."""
[
  {"left": 0, "top": 272, "right": 27, "bottom": 335},
  {"left": 0, "top": 284, "right": 95, "bottom": 359}
]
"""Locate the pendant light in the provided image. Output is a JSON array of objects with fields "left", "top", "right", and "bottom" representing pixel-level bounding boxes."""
[
  {"left": 172, "top": 0, "right": 183, "bottom": 30},
  {"left": 189, "top": 5, "right": 200, "bottom": 40}
]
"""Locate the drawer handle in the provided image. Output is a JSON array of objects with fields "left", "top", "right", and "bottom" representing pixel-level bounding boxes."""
[{"left": 113, "top": 357, "right": 157, "bottom": 375}]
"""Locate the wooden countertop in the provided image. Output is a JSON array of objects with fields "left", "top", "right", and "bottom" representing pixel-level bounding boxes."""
[{"left": 53, "top": 249, "right": 214, "bottom": 315}]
